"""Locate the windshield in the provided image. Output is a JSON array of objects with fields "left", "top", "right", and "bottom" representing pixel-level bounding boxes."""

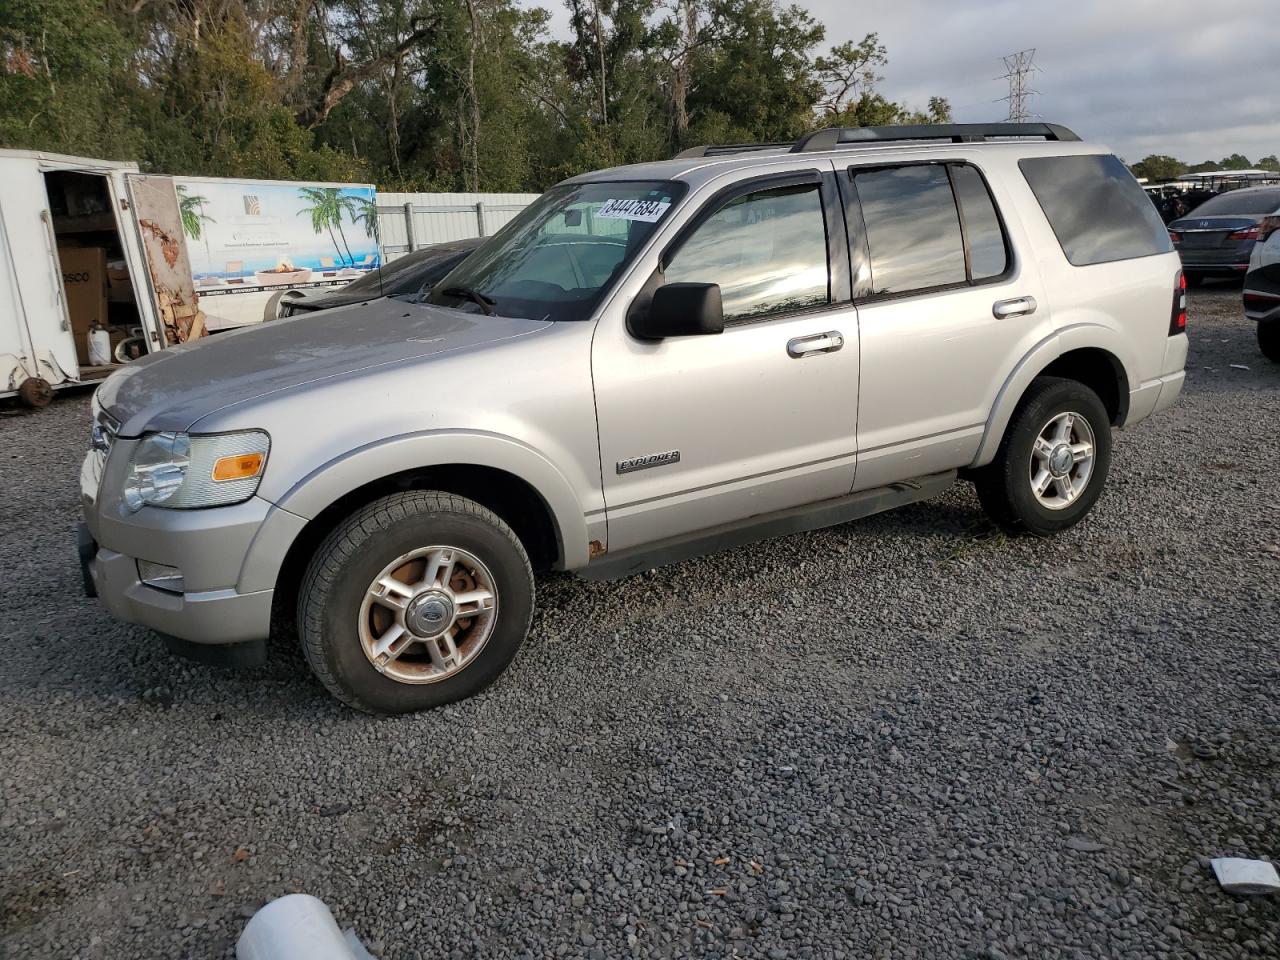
[
  {"left": 427, "top": 180, "right": 685, "bottom": 321},
  {"left": 1190, "top": 189, "right": 1280, "bottom": 217}
]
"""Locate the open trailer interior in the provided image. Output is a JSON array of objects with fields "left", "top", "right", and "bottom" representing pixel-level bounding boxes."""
[{"left": 0, "top": 150, "right": 202, "bottom": 406}]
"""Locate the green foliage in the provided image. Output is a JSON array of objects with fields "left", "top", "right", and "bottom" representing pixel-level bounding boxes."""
[
  {"left": 0, "top": 0, "right": 956, "bottom": 192},
  {"left": 1131, "top": 154, "right": 1188, "bottom": 181}
]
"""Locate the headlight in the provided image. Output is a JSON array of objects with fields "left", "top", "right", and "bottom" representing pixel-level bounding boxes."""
[{"left": 122, "top": 430, "right": 270, "bottom": 512}]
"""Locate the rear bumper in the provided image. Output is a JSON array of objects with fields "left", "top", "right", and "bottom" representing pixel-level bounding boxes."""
[
  {"left": 1126, "top": 370, "right": 1186, "bottom": 425},
  {"left": 1181, "top": 262, "right": 1250, "bottom": 276},
  {"left": 1124, "top": 335, "right": 1187, "bottom": 426}
]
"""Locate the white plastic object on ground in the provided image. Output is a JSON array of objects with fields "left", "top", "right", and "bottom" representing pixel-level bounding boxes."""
[
  {"left": 236, "top": 894, "right": 376, "bottom": 960},
  {"left": 88, "top": 324, "right": 112, "bottom": 366},
  {"left": 1210, "top": 858, "right": 1280, "bottom": 895}
]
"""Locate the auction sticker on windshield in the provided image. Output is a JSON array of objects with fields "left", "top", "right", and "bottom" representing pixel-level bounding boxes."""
[{"left": 597, "top": 198, "right": 671, "bottom": 222}]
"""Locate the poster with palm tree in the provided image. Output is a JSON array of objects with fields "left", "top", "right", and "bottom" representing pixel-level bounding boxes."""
[
  {"left": 298, "top": 186, "right": 360, "bottom": 266},
  {"left": 347, "top": 195, "right": 380, "bottom": 243},
  {"left": 176, "top": 185, "right": 215, "bottom": 241},
  {"left": 172, "top": 177, "right": 379, "bottom": 288}
]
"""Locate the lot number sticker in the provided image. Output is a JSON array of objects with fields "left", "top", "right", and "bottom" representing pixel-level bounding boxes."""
[{"left": 596, "top": 198, "right": 671, "bottom": 222}]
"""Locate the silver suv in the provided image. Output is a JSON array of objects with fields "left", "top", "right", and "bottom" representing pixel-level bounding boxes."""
[{"left": 77, "top": 123, "right": 1188, "bottom": 713}]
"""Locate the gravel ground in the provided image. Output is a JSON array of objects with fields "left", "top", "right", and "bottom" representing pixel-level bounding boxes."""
[{"left": 1, "top": 284, "right": 1278, "bottom": 960}]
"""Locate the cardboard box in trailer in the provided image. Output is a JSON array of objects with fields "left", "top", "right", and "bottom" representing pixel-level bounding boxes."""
[
  {"left": 0, "top": 149, "right": 205, "bottom": 405},
  {"left": 175, "top": 176, "right": 379, "bottom": 331}
]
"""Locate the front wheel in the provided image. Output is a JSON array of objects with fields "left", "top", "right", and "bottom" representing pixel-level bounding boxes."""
[
  {"left": 1258, "top": 320, "right": 1280, "bottom": 363},
  {"left": 973, "top": 377, "right": 1112, "bottom": 536},
  {"left": 298, "top": 491, "right": 534, "bottom": 714}
]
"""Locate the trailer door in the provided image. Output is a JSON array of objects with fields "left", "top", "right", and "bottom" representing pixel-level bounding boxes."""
[
  {"left": 123, "top": 174, "right": 205, "bottom": 346},
  {"left": 0, "top": 156, "right": 80, "bottom": 386}
]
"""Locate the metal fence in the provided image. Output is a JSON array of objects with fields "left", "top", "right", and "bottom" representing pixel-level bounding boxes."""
[{"left": 377, "top": 192, "right": 540, "bottom": 259}]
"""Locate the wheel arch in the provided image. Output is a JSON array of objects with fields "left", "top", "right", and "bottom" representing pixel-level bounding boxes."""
[
  {"left": 238, "top": 431, "right": 592, "bottom": 632},
  {"left": 972, "top": 329, "right": 1134, "bottom": 468}
]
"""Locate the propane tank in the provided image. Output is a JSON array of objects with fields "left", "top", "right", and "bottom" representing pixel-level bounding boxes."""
[{"left": 88, "top": 323, "right": 112, "bottom": 366}]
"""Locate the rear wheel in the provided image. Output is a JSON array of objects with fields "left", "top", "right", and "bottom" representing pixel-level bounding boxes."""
[
  {"left": 1258, "top": 320, "right": 1280, "bottom": 363},
  {"left": 298, "top": 491, "right": 534, "bottom": 714},
  {"left": 973, "top": 377, "right": 1112, "bottom": 536}
]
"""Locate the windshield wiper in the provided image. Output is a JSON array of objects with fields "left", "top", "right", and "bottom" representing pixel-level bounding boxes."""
[{"left": 440, "top": 285, "right": 496, "bottom": 316}]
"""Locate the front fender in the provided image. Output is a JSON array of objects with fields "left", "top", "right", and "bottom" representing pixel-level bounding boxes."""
[
  {"left": 971, "top": 323, "right": 1136, "bottom": 468},
  {"left": 239, "top": 431, "right": 591, "bottom": 590}
]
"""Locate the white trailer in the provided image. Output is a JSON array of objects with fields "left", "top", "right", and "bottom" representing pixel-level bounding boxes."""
[{"left": 0, "top": 149, "right": 202, "bottom": 405}]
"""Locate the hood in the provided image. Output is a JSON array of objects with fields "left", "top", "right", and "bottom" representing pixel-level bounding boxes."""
[{"left": 99, "top": 298, "right": 548, "bottom": 436}]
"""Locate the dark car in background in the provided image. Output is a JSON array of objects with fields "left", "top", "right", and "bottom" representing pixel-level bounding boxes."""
[
  {"left": 1243, "top": 224, "right": 1280, "bottom": 362},
  {"left": 1168, "top": 187, "right": 1280, "bottom": 285},
  {"left": 270, "top": 237, "right": 484, "bottom": 319}
]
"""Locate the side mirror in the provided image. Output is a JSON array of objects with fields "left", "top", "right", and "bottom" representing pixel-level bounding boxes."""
[{"left": 629, "top": 282, "right": 724, "bottom": 340}]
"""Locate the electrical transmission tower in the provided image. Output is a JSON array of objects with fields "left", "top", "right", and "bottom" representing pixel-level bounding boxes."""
[{"left": 999, "top": 49, "right": 1039, "bottom": 122}]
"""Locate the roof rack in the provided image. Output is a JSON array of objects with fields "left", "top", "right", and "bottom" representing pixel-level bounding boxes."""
[{"left": 674, "top": 122, "right": 1081, "bottom": 160}]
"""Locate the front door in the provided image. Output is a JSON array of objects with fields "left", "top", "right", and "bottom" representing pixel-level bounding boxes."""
[{"left": 592, "top": 171, "right": 861, "bottom": 553}]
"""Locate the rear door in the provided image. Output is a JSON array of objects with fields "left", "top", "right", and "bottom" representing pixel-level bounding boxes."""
[
  {"left": 124, "top": 174, "right": 206, "bottom": 346},
  {"left": 841, "top": 159, "right": 1053, "bottom": 490},
  {"left": 0, "top": 156, "right": 80, "bottom": 383}
]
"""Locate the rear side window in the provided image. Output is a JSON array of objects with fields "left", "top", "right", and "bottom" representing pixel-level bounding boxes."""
[
  {"left": 850, "top": 163, "right": 1009, "bottom": 297},
  {"left": 854, "top": 165, "right": 966, "bottom": 295},
  {"left": 1019, "top": 154, "right": 1173, "bottom": 266},
  {"left": 951, "top": 165, "right": 1008, "bottom": 280}
]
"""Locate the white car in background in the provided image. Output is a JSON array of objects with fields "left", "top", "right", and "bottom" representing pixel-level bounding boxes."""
[{"left": 1242, "top": 213, "right": 1280, "bottom": 361}]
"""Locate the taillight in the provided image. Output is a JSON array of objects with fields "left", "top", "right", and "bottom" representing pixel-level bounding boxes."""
[
  {"left": 1170, "top": 270, "right": 1187, "bottom": 335},
  {"left": 1168, "top": 230, "right": 1180, "bottom": 245},
  {"left": 1229, "top": 226, "right": 1260, "bottom": 241},
  {"left": 1258, "top": 215, "right": 1280, "bottom": 241}
]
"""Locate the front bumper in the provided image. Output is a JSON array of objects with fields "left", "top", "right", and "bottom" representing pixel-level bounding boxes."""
[
  {"left": 80, "top": 443, "right": 305, "bottom": 648},
  {"left": 79, "top": 523, "right": 274, "bottom": 645}
]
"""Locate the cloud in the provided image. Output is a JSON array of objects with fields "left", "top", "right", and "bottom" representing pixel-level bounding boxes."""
[
  {"left": 811, "top": 0, "right": 1279, "bottom": 163},
  {"left": 526, "top": 0, "right": 1278, "bottom": 163}
]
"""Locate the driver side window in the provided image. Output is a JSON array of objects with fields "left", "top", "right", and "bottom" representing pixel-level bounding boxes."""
[{"left": 664, "top": 182, "right": 830, "bottom": 322}]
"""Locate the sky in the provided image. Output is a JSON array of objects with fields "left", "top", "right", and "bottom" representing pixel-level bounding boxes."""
[{"left": 531, "top": 0, "right": 1278, "bottom": 165}]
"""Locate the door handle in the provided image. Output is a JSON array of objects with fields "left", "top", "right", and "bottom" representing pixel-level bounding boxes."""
[
  {"left": 787, "top": 331, "right": 844, "bottom": 358},
  {"left": 992, "top": 296, "right": 1037, "bottom": 319}
]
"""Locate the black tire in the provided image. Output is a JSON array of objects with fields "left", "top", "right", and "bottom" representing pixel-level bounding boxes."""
[
  {"left": 1258, "top": 320, "right": 1280, "bottom": 363},
  {"left": 973, "top": 377, "right": 1112, "bottom": 536},
  {"left": 298, "top": 491, "right": 534, "bottom": 714}
]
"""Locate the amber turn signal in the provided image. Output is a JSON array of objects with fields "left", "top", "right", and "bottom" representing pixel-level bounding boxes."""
[{"left": 211, "top": 452, "right": 265, "bottom": 482}]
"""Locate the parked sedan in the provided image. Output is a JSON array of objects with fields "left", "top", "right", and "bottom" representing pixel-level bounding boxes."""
[
  {"left": 270, "top": 238, "right": 483, "bottom": 319},
  {"left": 1243, "top": 220, "right": 1280, "bottom": 361},
  {"left": 1168, "top": 187, "right": 1280, "bottom": 285}
]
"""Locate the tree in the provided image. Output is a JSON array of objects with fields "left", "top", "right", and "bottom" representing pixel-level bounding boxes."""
[
  {"left": 1259, "top": 155, "right": 1280, "bottom": 173},
  {"left": 1131, "top": 154, "right": 1187, "bottom": 182}
]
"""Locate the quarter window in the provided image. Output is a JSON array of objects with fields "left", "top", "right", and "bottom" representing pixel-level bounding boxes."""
[
  {"left": 664, "top": 183, "right": 830, "bottom": 322},
  {"left": 1019, "top": 154, "right": 1174, "bottom": 266}
]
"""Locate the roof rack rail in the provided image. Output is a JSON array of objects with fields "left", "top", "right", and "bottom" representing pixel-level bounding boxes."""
[
  {"left": 791, "top": 123, "right": 1080, "bottom": 152},
  {"left": 673, "top": 141, "right": 794, "bottom": 159},
  {"left": 672, "top": 122, "right": 1080, "bottom": 160}
]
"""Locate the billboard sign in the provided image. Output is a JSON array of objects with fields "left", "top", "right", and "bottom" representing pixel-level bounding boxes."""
[{"left": 173, "top": 177, "right": 379, "bottom": 298}]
